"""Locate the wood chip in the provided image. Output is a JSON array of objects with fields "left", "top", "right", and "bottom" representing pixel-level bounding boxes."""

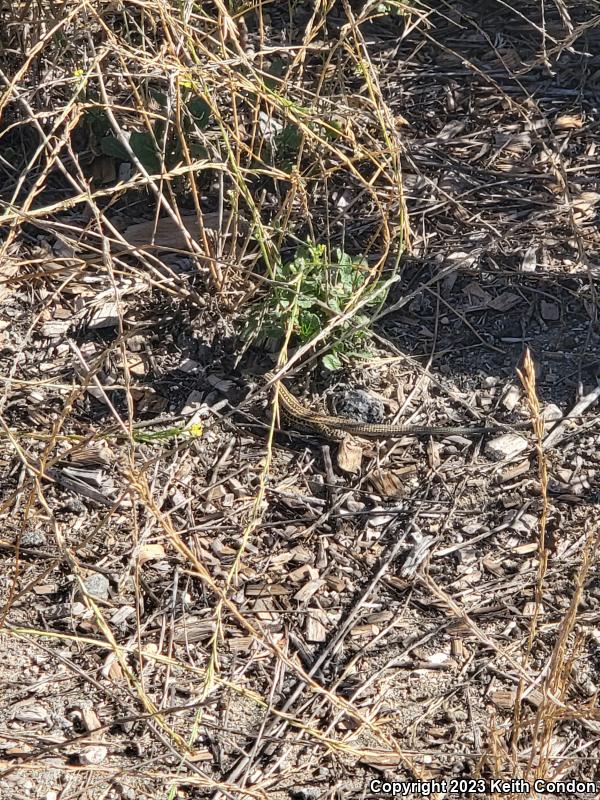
[
  {"left": 122, "top": 212, "right": 220, "bottom": 252},
  {"left": 359, "top": 750, "right": 403, "bottom": 769},
  {"left": 305, "top": 608, "right": 328, "bottom": 643},
  {"left": 137, "top": 543, "right": 166, "bottom": 565},
  {"left": 485, "top": 433, "right": 529, "bottom": 461},
  {"left": 368, "top": 469, "right": 404, "bottom": 498},
  {"left": 40, "top": 319, "right": 71, "bottom": 337},
  {"left": 293, "top": 578, "right": 326, "bottom": 603},
  {"left": 336, "top": 435, "right": 363, "bottom": 473},
  {"left": 88, "top": 301, "right": 119, "bottom": 329},
  {"left": 498, "top": 459, "right": 530, "bottom": 482}
]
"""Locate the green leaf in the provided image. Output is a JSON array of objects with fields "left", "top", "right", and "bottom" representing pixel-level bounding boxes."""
[
  {"left": 100, "top": 135, "right": 130, "bottom": 160},
  {"left": 321, "top": 119, "right": 344, "bottom": 141},
  {"left": 189, "top": 142, "right": 208, "bottom": 159},
  {"left": 86, "top": 108, "right": 111, "bottom": 140},
  {"left": 279, "top": 124, "right": 302, "bottom": 154},
  {"left": 153, "top": 117, "right": 166, "bottom": 142},
  {"left": 149, "top": 89, "right": 168, "bottom": 107},
  {"left": 345, "top": 347, "right": 375, "bottom": 360},
  {"left": 336, "top": 249, "right": 352, "bottom": 267},
  {"left": 130, "top": 131, "right": 161, "bottom": 173},
  {"left": 186, "top": 96, "right": 211, "bottom": 129},
  {"left": 298, "top": 311, "right": 320, "bottom": 340},
  {"left": 248, "top": 240, "right": 378, "bottom": 369},
  {"left": 322, "top": 352, "right": 343, "bottom": 371},
  {"left": 101, "top": 133, "right": 161, "bottom": 170},
  {"left": 165, "top": 143, "right": 182, "bottom": 170},
  {"left": 268, "top": 56, "right": 286, "bottom": 78},
  {"left": 265, "top": 58, "right": 286, "bottom": 91}
]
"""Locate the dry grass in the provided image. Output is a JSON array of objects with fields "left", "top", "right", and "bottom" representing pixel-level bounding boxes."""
[{"left": 1, "top": 1, "right": 600, "bottom": 798}]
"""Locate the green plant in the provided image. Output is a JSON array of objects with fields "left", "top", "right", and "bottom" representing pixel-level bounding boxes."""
[
  {"left": 90, "top": 90, "right": 211, "bottom": 174},
  {"left": 246, "top": 241, "right": 382, "bottom": 371}
]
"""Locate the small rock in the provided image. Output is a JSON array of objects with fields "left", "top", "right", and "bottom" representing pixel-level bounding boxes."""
[
  {"left": 181, "top": 390, "right": 204, "bottom": 415},
  {"left": 366, "top": 511, "right": 394, "bottom": 530},
  {"left": 227, "top": 477, "right": 245, "bottom": 497},
  {"left": 485, "top": 433, "right": 528, "bottom": 461},
  {"left": 540, "top": 300, "right": 560, "bottom": 321},
  {"left": 498, "top": 320, "right": 523, "bottom": 339},
  {"left": 79, "top": 341, "right": 98, "bottom": 360},
  {"left": 502, "top": 384, "right": 521, "bottom": 411},
  {"left": 12, "top": 705, "right": 49, "bottom": 724},
  {"left": 86, "top": 386, "right": 108, "bottom": 404},
  {"left": 457, "top": 546, "right": 477, "bottom": 565},
  {"left": 79, "top": 745, "right": 108, "bottom": 765},
  {"left": 169, "top": 489, "right": 187, "bottom": 507},
  {"left": 21, "top": 529, "right": 47, "bottom": 547},
  {"left": 541, "top": 403, "right": 562, "bottom": 422},
  {"left": 510, "top": 512, "right": 538, "bottom": 534},
  {"left": 118, "top": 163, "right": 131, "bottom": 182},
  {"left": 59, "top": 497, "right": 86, "bottom": 514},
  {"left": 334, "top": 388, "right": 385, "bottom": 423},
  {"left": 345, "top": 499, "right": 366, "bottom": 513},
  {"left": 83, "top": 573, "right": 110, "bottom": 601},
  {"left": 127, "top": 354, "right": 146, "bottom": 376},
  {"left": 113, "top": 784, "right": 136, "bottom": 800},
  {"left": 289, "top": 786, "right": 321, "bottom": 800}
]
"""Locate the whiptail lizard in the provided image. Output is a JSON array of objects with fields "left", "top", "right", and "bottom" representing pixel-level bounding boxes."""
[{"left": 267, "top": 372, "right": 525, "bottom": 442}]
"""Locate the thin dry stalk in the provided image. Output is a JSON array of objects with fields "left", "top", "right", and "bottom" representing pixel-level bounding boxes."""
[{"left": 510, "top": 347, "right": 550, "bottom": 761}]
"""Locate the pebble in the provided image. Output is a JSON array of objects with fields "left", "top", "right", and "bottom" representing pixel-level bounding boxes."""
[
  {"left": 540, "top": 300, "right": 560, "bottom": 320},
  {"left": 83, "top": 573, "right": 110, "bottom": 600},
  {"left": 541, "top": 403, "right": 562, "bottom": 422},
  {"left": 502, "top": 384, "right": 521, "bottom": 411},
  {"left": 79, "top": 745, "right": 108, "bottom": 765},
  {"left": 21, "top": 529, "right": 47, "bottom": 547},
  {"left": 345, "top": 499, "right": 366, "bottom": 513},
  {"left": 334, "top": 389, "right": 385, "bottom": 423}
]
